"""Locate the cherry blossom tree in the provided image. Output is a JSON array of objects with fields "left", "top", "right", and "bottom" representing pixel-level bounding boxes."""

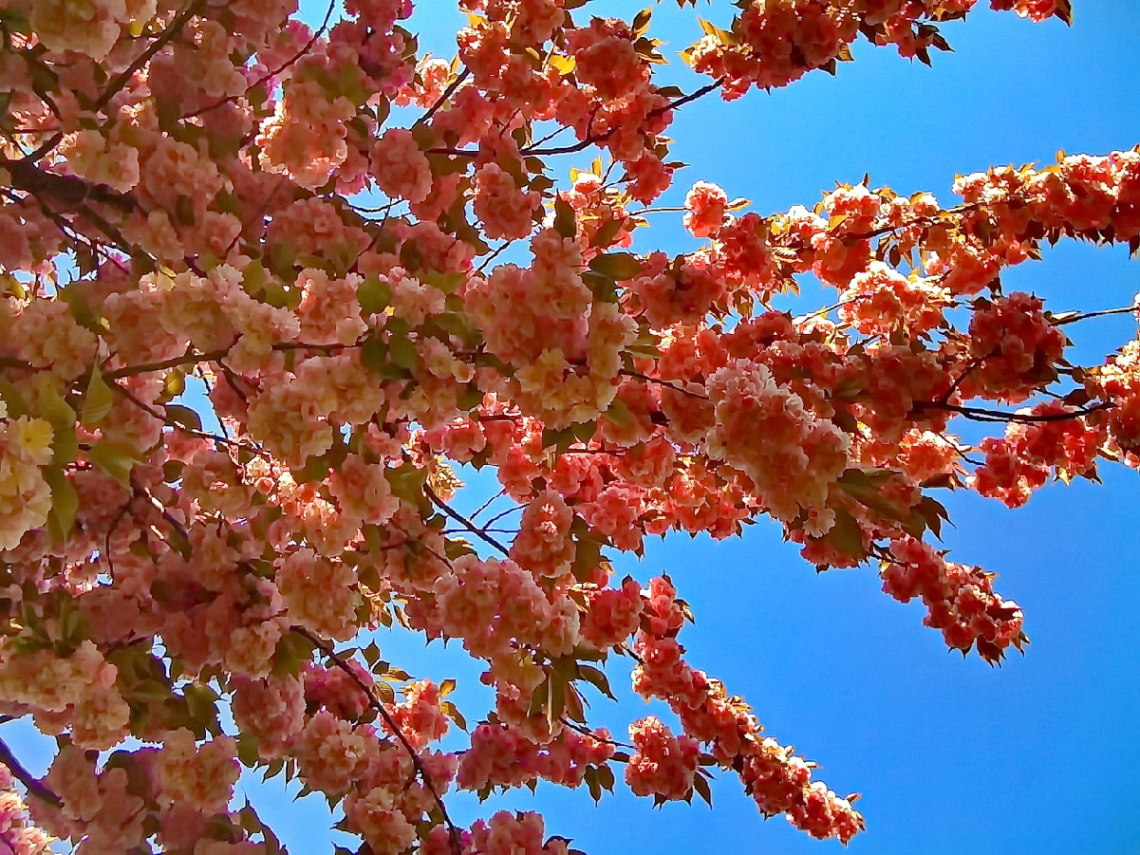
[{"left": 0, "top": 0, "right": 1134, "bottom": 852}]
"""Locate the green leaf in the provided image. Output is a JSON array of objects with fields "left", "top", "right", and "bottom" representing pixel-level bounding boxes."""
[
  {"left": 164, "top": 404, "right": 203, "bottom": 432},
  {"left": 386, "top": 462, "right": 427, "bottom": 504},
  {"left": 821, "top": 509, "right": 866, "bottom": 560},
  {"left": 585, "top": 766, "right": 602, "bottom": 803},
  {"left": 43, "top": 465, "right": 78, "bottom": 542},
  {"left": 571, "top": 526, "right": 604, "bottom": 583},
  {"left": 632, "top": 7, "right": 652, "bottom": 37},
  {"left": 88, "top": 440, "right": 143, "bottom": 489},
  {"left": 541, "top": 425, "right": 577, "bottom": 454},
  {"left": 272, "top": 631, "right": 315, "bottom": 678},
  {"left": 597, "top": 763, "right": 615, "bottom": 792},
  {"left": 57, "top": 283, "right": 100, "bottom": 331},
  {"left": 389, "top": 331, "right": 419, "bottom": 371},
  {"left": 81, "top": 364, "right": 114, "bottom": 427},
  {"left": 40, "top": 387, "right": 78, "bottom": 465},
  {"left": 553, "top": 195, "right": 577, "bottom": 239},
  {"left": 357, "top": 274, "right": 392, "bottom": 315},
  {"left": 589, "top": 252, "right": 642, "bottom": 281},
  {"left": 361, "top": 335, "right": 388, "bottom": 374},
  {"left": 577, "top": 664, "right": 617, "bottom": 700},
  {"left": 527, "top": 676, "right": 550, "bottom": 718},
  {"left": 836, "top": 468, "right": 907, "bottom": 521},
  {"left": 692, "top": 772, "right": 713, "bottom": 807},
  {"left": 441, "top": 699, "right": 468, "bottom": 731},
  {"left": 601, "top": 397, "right": 633, "bottom": 430}
]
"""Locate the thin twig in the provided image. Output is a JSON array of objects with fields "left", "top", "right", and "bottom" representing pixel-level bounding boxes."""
[
  {"left": 470, "top": 489, "right": 506, "bottom": 522},
  {"left": 183, "top": 0, "right": 336, "bottom": 120},
  {"left": 620, "top": 369, "right": 708, "bottom": 400},
  {"left": 424, "top": 483, "right": 510, "bottom": 556},
  {"left": 415, "top": 67, "right": 470, "bottom": 128},
  {"left": 430, "top": 78, "right": 725, "bottom": 158},
  {"left": 294, "top": 628, "right": 463, "bottom": 855},
  {"left": 482, "top": 504, "right": 525, "bottom": 528},
  {"left": 922, "top": 400, "right": 1113, "bottom": 424},
  {"left": 1051, "top": 305, "right": 1138, "bottom": 326},
  {"left": 96, "top": 0, "right": 207, "bottom": 112},
  {"left": 103, "top": 340, "right": 359, "bottom": 381},
  {"left": 475, "top": 239, "right": 516, "bottom": 274},
  {"left": 560, "top": 718, "right": 634, "bottom": 751}
]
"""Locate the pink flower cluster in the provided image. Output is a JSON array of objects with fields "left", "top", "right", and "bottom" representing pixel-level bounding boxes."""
[
  {"left": 705, "top": 359, "right": 850, "bottom": 525},
  {"left": 624, "top": 716, "right": 700, "bottom": 801},
  {"left": 687, "top": 0, "right": 1063, "bottom": 99},
  {"left": 970, "top": 403, "right": 1103, "bottom": 508},
  {"left": 0, "top": 0, "right": 1133, "bottom": 850},
  {"left": 630, "top": 577, "right": 864, "bottom": 841},
  {"left": 0, "top": 762, "right": 54, "bottom": 854},
  {"left": 457, "top": 723, "right": 615, "bottom": 792},
  {"left": 883, "top": 537, "right": 1028, "bottom": 662},
  {"left": 423, "top": 555, "right": 580, "bottom": 659}
]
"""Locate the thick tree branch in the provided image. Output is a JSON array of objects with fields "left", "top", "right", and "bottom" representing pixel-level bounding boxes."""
[{"left": 0, "top": 738, "right": 61, "bottom": 808}]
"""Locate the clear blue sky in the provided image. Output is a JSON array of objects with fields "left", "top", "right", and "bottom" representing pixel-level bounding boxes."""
[{"left": 16, "top": 3, "right": 1140, "bottom": 854}]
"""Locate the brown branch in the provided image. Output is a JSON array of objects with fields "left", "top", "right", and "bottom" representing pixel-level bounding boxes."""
[
  {"left": 522, "top": 78, "right": 726, "bottom": 157},
  {"left": 103, "top": 340, "right": 360, "bottom": 381},
  {"left": 104, "top": 347, "right": 230, "bottom": 381},
  {"left": 620, "top": 369, "right": 708, "bottom": 400},
  {"left": 294, "top": 628, "right": 463, "bottom": 855},
  {"left": 1050, "top": 305, "right": 1139, "bottom": 326},
  {"left": 0, "top": 737, "right": 62, "bottom": 808},
  {"left": 110, "top": 377, "right": 268, "bottom": 456},
  {"left": 469, "top": 488, "right": 506, "bottom": 522},
  {"left": 96, "top": 0, "right": 207, "bottom": 112},
  {"left": 424, "top": 482, "right": 511, "bottom": 557},
  {"left": 1, "top": 156, "right": 135, "bottom": 213},
  {"left": 21, "top": 132, "right": 63, "bottom": 164},
  {"left": 840, "top": 201, "right": 984, "bottom": 242},
  {"left": 183, "top": 0, "right": 336, "bottom": 120},
  {"left": 415, "top": 67, "right": 470, "bottom": 128},
  {"left": 429, "top": 78, "right": 725, "bottom": 158},
  {"left": 560, "top": 718, "right": 634, "bottom": 751},
  {"left": 482, "top": 504, "right": 524, "bottom": 528},
  {"left": 921, "top": 400, "right": 1114, "bottom": 424},
  {"left": 0, "top": 356, "right": 38, "bottom": 372}
]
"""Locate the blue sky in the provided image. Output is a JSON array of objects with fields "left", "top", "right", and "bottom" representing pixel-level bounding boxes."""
[{"left": 13, "top": 3, "right": 1140, "bottom": 854}]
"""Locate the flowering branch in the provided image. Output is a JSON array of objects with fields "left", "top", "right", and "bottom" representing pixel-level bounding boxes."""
[
  {"left": 293, "top": 628, "right": 463, "bottom": 855},
  {"left": 922, "top": 400, "right": 1114, "bottom": 424},
  {"left": 95, "top": 0, "right": 207, "bottom": 113}
]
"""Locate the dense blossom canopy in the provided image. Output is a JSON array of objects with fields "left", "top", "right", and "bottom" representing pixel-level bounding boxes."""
[{"left": 0, "top": 0, "right": 1134, "bottom": 852}]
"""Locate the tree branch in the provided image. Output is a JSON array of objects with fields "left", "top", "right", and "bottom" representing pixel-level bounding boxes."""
[
  {"left": 921, "top": 400, "right": 1113, "bottom": 424},
  {"left": 429, "top": 78, "right": 725, "bottom": 158},
  {"left": 0, "top": 738, "right": 61, "bottom": 808},
  {"left": 415, "top": 67, "right": 470, "bottom": 128},
  {"left": 183, "top": 0, "right": 336, "bottom": 121},
  {"left": 1050, "top": 305, "right": 1139, "bottom": 326},
  {"left": 294, "top": 628, "right": 463, "bottom": 855},
  {"left": 96, "top": 0, "right": 207, "bottom": 112},
  {"left": 423, "top": 482, "right": 511, "bottom": 557}
]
